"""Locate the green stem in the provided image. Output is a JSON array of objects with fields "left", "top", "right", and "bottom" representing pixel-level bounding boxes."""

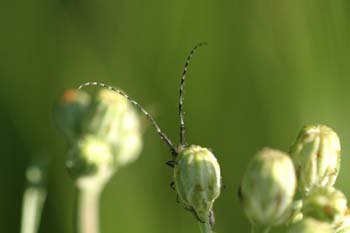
[
  {"left": 251, "top": 224, "right": 271, "bottom": 233},
  {"left": 198, "top": 221, "right": 212, "bottom": 233},
  {"left": 20, "top": 159, "right": 48, "bottom": 233},
  {"left": 20, "top": 187, "right": 47, "bottom": 233},
  {"left": 75, "top": 187, "right": 102, "bottom": 233}
]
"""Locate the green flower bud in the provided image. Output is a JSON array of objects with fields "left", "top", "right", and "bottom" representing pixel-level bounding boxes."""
[
  {"left": 174, "top": 145, "right": 221, "bottom": 222},
  {"left": 303, "top": 187, "right": 348, "bottom": 227},
  {"left": 290, "top": 125, "right": 341, "bottom": 195},
  {"left": 240, "top": 148, "right": 297, "bottom": 226},
  {"left": 287, "top": 218, "right": 333, "bottom": 233},
  {"left": 83, "top": 89, "right": 143, "bottom": 168},
  {"left": 55, "top": 89, "right": 91, "bottom": 142},
  {"left": 66, "top": 135, "right": 115, "bottom": 189}
]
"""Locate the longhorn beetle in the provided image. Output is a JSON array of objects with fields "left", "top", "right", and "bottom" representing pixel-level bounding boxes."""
[{"left": 78, "top": 43, "right": 222, "bottom": 228}]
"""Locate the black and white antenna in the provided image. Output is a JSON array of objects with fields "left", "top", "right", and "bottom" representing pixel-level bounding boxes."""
[
  {"left": 78, "top": 82, "right": 178, "bottom": 156},
  {"left": 77, "top": 43, "right": 207, "bottom": 156},
  {"left": 178, "top": 42, "right": 207, "bottom": 147}
]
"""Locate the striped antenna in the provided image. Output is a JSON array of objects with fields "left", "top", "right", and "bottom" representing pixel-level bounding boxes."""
[
  {"left": 78, "top": 82, "right": 178, "bottom": 156},
  {"left": 179, "top": 42, "right": 207, "bottom": 146}
]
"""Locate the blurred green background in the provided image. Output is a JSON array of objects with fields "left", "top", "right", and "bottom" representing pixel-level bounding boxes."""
[{"left": 1, "top": 0, "right": 350, "bottom": 232}]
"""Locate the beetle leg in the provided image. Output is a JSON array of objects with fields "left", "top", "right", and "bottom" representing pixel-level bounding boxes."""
[
  {"left": 165, "top": 160, "right": 177, "bottom": 168},
  {"left": 209, "top": 209, "right": 215, "bottom": 228},
  {"left": 169, "top": 181, "right": 175, "bottom": 190}
]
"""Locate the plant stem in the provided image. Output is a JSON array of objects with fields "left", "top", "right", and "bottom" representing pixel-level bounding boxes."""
[
  {"left": 20, "top": 158, "right": 48, "bottom": 233},
  {"left": 75, "top": 187, "right": 102, "bottom": 233},
  {"left": 20, "top": 187, "right": 47, "bottom": 233},
  {"left": 251, "top": 224, "right": 271, "bottom": 233},
  {"left": 198, "top": 221, "right": 212, "bottom": 233}
]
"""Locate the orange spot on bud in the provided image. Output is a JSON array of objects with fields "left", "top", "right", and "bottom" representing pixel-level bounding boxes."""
[
  {"left": 323, "top": 205, "right": 334, "bottom": 216},
  {"left": 63, "top": 90, "right": 78, "bottom": 103}
]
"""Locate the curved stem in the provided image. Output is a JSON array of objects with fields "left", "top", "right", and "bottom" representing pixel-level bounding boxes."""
[
  {"left": 75, "top": 187, "right": 102, "bottom": 233},
  {"left": 198, "top": 221, "right": 212, "bottom": 233}
]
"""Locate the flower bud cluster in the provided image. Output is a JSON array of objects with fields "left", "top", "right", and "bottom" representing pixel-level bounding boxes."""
[
  {"left": 56, "top": 89, "right": 143, "bottom": 188},
  {"left": 239, "top": 124, "right": 349, "bottom": 233}
]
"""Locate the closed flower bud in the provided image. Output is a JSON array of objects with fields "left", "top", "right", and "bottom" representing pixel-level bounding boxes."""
[
  {"left": 240, "top": 148, "right": 297, "bottom": 227},
  {"left": 174, "top": 145, "right": 221, "bottom": 222},
  {"left": 56, "top": 89, "right": 91, "bottom": 142},
  {"left": 290, "top": 125, "right": 341, "bottom": 195},
  {"left": 287, "top": 218, "right": 333, "bottom": 233},
  {"left": 303, "top": 187, "right": 348, "bottom": 227},
  {"left": 66, "top": 135, "right": 114, "bottom": 189},
  {"left": 83, "top": 89, "right": 143, "bottom": 168}
]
